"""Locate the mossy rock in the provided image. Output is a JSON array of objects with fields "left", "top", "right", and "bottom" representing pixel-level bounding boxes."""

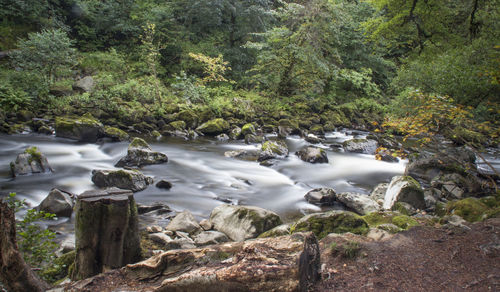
[
  {"left": 24, "top": 146, "right": 42, "bottom": 164},
  {"left": 446, "top": 197, "right": 489, "bottom": 222},
  {"left": 196, "top": 118, "right": 230, "bottom": 135},
  {"left": 257, "top": 223, "right": 292, "bottom": 238},
  {"left": 261, "top": 140, "right": 288, "bottom": 156},
  {"left": 129, "top": 137, "right": 151, "bottom": 150},
  {"left": 309, "top": 124, "right": 324, "bottom": 135},
  {"left": 168, "top": 120, "right": 187, "bottom": 131},
  {"left": 176, "top": 110, "right": 199, "bottom": 129},
  {"left": 241, "top": 123, "right": 256, "bottom": 136},
  {"left": 55, "top": 114, "right": 104, "bottom": 142},
  {"left": 391, "top": 215, "right": 419, "bottom": 229},
  {"left": 448, "top": 127, "right": 487, "bottom": 146},
  {"left": 104, "top": 126, "right": 129, "bottom": 141},
  {"left": 291, "top": 210, "right": 369, "bottom": 239}
]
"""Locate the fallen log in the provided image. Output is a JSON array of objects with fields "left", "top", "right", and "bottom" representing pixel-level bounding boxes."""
[{"left": 64, "top": 232, "right": 320, "bottom": 292}]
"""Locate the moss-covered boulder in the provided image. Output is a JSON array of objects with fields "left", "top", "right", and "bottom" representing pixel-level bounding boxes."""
[
  {"left": 245, "top": 134, "right": 265, "bottom": 144},
  {"left": 447, "top": 127, "right": 487, "bottom": 146},
  {"left": 342, "top": 138, "right": 378, "bottom": 155},
  {"left": 446, "top": 197, "right": 489, "bottom": 222},
  {"left": 383, "top": 176, "right": 425, "bottom": 210},
  {"left": 209, "top": 205, "right": 282, "bottom": 242},
  {"left": 168, "top": 120, "right": 186, "bottom": 131},
  {"left": 10, "top": 146, "right": 53, "bottom": 177},
  {"left": 335, "top": 192, "right": 381, "bottom": 215},
  {"left": 103, "top": 126, "right": 129, "bottom": 142},
  {"left": 91, "top": 169, "right": 153, "bottom": 192},
  {"left": 257, "top": 223, "right": 292, "bottom": 238},
  {"left": 196, "top": 118, "right": 230, "bottom": 135},
  {"left": 362, "top": 211, "right": 418, "bottom": 231},
  {"left": 176, "top": 110, "right": 199, "bottom": 129},
  {"left": 309, "top": 124, "right": 324, "bottom": 135},
  {"left": 229, "top": 127, "right": 242, "bottom": 140},
  {"left": 295, "top": 147, "right": 328, "bottom": 164},
  {"left": 115, "top": 137, "right": 168, "bottom": 167},
  {"left": 258, "top": 140, "right": 289, "bottom": 161},
  {"left": 291, "top": 210, "right": 369, "bottom": 239},
  {"left": 40, "top": 250, "right": 75, "bottom": 283},
  {"left": 55, "top": 113, "right": 104, "bottom": 142},
  {"left": 241, "top": 123, "right": 256, "bottom": 136}
]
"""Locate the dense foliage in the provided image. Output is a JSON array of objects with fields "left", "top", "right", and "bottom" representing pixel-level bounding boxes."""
[{"left": 0, "top": 0, "right": 498, "bottom": 145}]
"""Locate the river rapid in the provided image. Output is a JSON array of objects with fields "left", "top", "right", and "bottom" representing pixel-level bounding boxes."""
[{"left": 1, "top": 130, "right": 408, "bottom": 229}]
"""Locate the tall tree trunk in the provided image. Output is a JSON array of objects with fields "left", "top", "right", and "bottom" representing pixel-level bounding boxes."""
[{"left": 0, "top": 200, "right": 50, "bottom": 292}]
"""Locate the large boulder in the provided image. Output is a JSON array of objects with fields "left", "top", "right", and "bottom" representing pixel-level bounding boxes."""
[
  {"left": 165, "top": 210, "right": 203, "bottom": 235},
  {"left": 295, "top": 147, "right": 329, "bottom": 164},
  {"left": 209, "top": 205, "right": 282, "bottom": 242},
  {"left": 335, "top": 192, "right": 381, "bottom": 215},
  {"left": 370, "top": 183, "right": 389, "bottom": 204},
  {"left": 91, "top": 169, "right": 153, "bottom": 192},
  {"left": 258, "top": 140, "right": 289, "bottom": 161},
  {"left": 193, "top": 231, "right": 229, "bottom": 246},
  {"left": 103, "top": 126, "right": 129, "bottom": 142},
  {"left": 73, "top": 76, "right": 95, "bottom": 93},
  {"left": 431, "top": 173, "right": 481, "bottom": 200},
  {"left": 224, "top": 149, "right": 260, "bottom": 161},
  {"left": 55, "top": 113, "right": 104, "bottom": 142},
  {"left": 115, "top": 137, "right": 168, "bottom": 167},
  {"left": 304, "top": 188, "right": 336, "bottom": 206},
  {"left": 241, "top": 123, "right": 257, "bottom": 136},
  {"left": 196, "top": 118, "right": 230, "bottom": 135},
  {"left": 383, "top": 176, "right": 425, "bottom": 210},
  {"left": 38, "top": 188, "right": 74, "bottom": 217},
  {"left": 342, "top": 138, "right": 378, "bottom": 154},
  {"left": 292, "top": 210, "right": 369, "bottom": 239},
  {"left": 10, "top": 146, "right": 53, "bottom": 177},
  {"left": 64, "top": 232, "right": 320, "bottom": 292}
]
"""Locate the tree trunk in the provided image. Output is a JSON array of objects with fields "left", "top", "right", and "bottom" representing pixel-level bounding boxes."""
[
  {"left": 0, "top": 200, "right": 50, "bottom": 292},
  {"left": 72, "top": 188, "right": 141, "bottom": 281},
  {"left": 65, "top": 232, "right": 321, "bottom": 292}
]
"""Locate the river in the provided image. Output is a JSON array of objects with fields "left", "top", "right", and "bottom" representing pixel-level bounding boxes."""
[{"left": 1, "top": 130, "right": 407, "bottom": 226}]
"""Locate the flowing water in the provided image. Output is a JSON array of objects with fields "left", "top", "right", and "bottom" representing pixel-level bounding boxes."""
[{"left": 0, "top": 131, "right": 407, "bottom": 228}]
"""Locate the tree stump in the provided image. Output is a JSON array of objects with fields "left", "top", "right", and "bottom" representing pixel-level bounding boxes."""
[
  {"left": 73, "top": 188, "right": 141, "bottom": 281},
  {"left": 0, "top": 200, "right": 49, "bottom": 292}
]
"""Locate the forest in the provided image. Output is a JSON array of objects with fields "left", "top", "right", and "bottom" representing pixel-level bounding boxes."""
[
  {"left": 0, "top": 0, "right": 498, "bottom": 143},
  {"left": 0, "top": 0, "right": 500, "bottom": 291}
]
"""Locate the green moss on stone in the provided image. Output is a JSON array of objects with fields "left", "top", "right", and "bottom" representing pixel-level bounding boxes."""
[
  {"left": 129, "top": 137, "right": 150, "bottom": 149},
  {"left": 241, "top": 123, "right": 256, "bottom": 136},
  {"left": 391, "top": 202, "right": 411, "bottom": 216},
  {"left": 104, "top": 126, "right": 129, "bottom": 141},
  {"left": 40, "top": 251, "right": 76, "bottom": 283},
  {"left": 196, "top": 118, "right": 230, "bottom": 135},
  {"left": 25, "top": 146, "right": 42, "bottom": 164},
  {"left": 292, "top": 211, "right": 369, "bottom": 239},
  {"left": 169, "top": 120, "right": 186, "bottom": 131},
  {"left": 446, "top": 197, "right": 488, "bottom": 222},
  {"left": 362, "top": 211, "right": 396, "bottom": 227},
  {"left": 392, "top": 215, "right": 419, "bottom": 229},
  {"left": 262, "top": 140, "right": 287, "bottom": 156}
]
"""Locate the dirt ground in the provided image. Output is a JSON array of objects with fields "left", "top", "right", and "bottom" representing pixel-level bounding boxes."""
[{"left": 315, "top": 218, "right": 500, "bottom": 292}]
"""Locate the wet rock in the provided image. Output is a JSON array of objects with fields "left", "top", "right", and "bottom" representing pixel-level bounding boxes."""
[
  {"left": 196, "top": 118, "right": 229, "bottom": 135},
  {"left": 38, "top": 188, "right": 75, "bottom": 217},
  {"left": 193, "top": 231, "right": 229, "bottom": 246},
  {"left": 55, "top": 113, "right": 103, "bottom": 142},
  {"left": 73, "top": 76, "right": 94, "bottom": 92},
  {"left": 295, "top": 147, "right": 328, "bottom": 164},
  {"left": 137, "top": 202, "right": 171, "bottom": 215},
  {"left": 165, "top": 210, "right": 203, "bottom": 236},
  {"left": 199, "top": 219, "right": 213, "bottom": 231},
  {"left": 156, "top": 180, "right": 172, "bottom": 190},
  {"left": 342, "top": 138, "right": 378, "bottom": 154},
  {"left": 91, "top": 169, "right": 153, "bottom": 192},
  {"left": 149, "top": 232, "right": 173, "bottom": 246},
  {"left": 292, "top": 210, "right": 369, "bottom": 239},
  {"left": 224, "top": 149, "right": 260, "bottom": 161},
  {"left": 65, "top": 232, "right": 320, "bottom": 292},
  {"left": 115, "top": 137, "right": 168, "bottom": 167},
  {"left": 228, "top": 127, "right": 242, "bottom": 140},
  {"left": 335, "top": 192, "right": 381, "bottom": 215},
  {"left": 376, "top": 148, "right": 398, "bottom": 162},
  {"left": 258, "top": 140, "right": 289, "bottom": 161},
  {"left": 244, "top": 133, "right": 264, "bottom": 144},
  {"left": 10, "top": 146, "right": 53, "bottom": 177},
  {"left": 304, "top": 188, "right": 337, "bottom": 206},
  {"left": 305, "top": 134, "right": 323, "bottom": 144},
  {"left": 383, "top": 176, "right": 425, "bottom": 210},
  {"left": 216, "top": 133, "right": 229, "bottom": 141},
  {"left": 209, "top": 205, "right": 282, "bottom": 242}
]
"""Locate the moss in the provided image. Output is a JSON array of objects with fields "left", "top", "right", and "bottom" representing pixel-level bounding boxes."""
[
  {"left": 362, "top": 211, "right": 396, "bottom": 227},
  {"left": 435, "top": 202, "right": 447, "bottom": 217},
  {"left": 40, "top": 250, "right": 76, "bottom": 283},
  {"left": 129, "top": 137, "right": 150, "bottom": 149},
  {"left": 446, "top": 197, "right": 488, "bottom": 222},
  {"left": 104, "top": 126, "right": 129, "bottom": 141},
  {"left": 24, "top": 146, "right": 42, "bottom": 164},
  {"left": 261, "top": 140, "right": 287, "bottom": 156},
  {"left": 169, "top": 120, "right": 186, "bottom": 131},
  {"left": 293, "top": 211, "right": 369, "bottom": 239},
  {"left": 309, "top": 124, "right": 324, "bottom": 135},
  {"left": 479, "top": 196, "right": 499, "bottom": 208},
  {"left": 196, "top": 118, "right": 230, "bottom": 135},
  {"left": 391, "top": 215, "right": 419, "bottom": 229},
  {"left": 448, "top": 127, "right": 487, "bottom": 146},
  {"left": 241, "top": 123, "right": 256, "bottom": 136},
  {"left": 391, "top": 202, "right": 411, "bottom": 216}
]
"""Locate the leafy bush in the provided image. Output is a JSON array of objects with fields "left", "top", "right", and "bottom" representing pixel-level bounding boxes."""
[
  {"left": 0, "top": 83, "right": 30, "bottom": 111},
  {"left": 78, "top": 49, "right": 127, "bottom": 75},
  {"left": 6, "top": 193, "right": 58, "bottom": 281}
]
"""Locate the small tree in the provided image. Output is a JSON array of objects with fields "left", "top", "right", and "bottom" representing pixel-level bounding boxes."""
[{"left": 11, "top": 29, "right": 77, "bottom": 86}]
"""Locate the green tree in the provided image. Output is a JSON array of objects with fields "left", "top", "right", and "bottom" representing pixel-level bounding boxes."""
[{"left": 11, "top": 29, "right": 77, "bottom": 86}]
